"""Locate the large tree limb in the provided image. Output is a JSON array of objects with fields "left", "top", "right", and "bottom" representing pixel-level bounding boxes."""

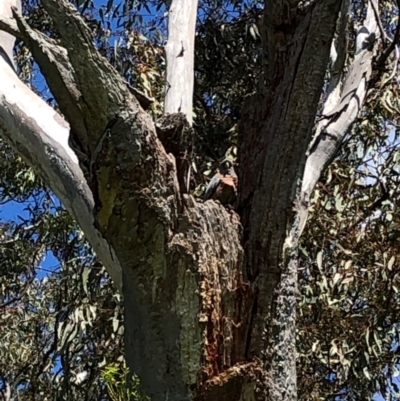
[
  {"left": 0, "top": 59, "right": 123, "bottom": 290},
  {"left": 239, "top": 0, "right": 344, "bottom": 357},
  {"left": 39, "top": 0, "right": 137, "bottom": 157},
  {"left": 302, "top": 0, "right": 378, "bottom": 213},
  {"left": 236, "top": 0, "right": 379, "bottom": 398},
  {"left": 0, "top": 2, "right": 123, "bottom": 290}
]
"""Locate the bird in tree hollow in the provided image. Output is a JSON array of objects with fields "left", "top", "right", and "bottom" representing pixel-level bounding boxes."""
[{"left": 203, "top": 159, "right": 238, "bottom": 206}]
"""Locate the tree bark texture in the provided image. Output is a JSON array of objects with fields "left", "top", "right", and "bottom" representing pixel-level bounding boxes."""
[
  {"left": 238, "top": 1, "right": 344, "bottom": 397},
  {"left": 239, "top": 0, "right": 378, "bottom": 399},
  {"left": 0, "top": 0, "right": 380, "bottom": 400}
]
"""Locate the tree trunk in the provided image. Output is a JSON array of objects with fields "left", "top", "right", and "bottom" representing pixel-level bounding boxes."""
[
  {"left": 238, "top": 0, "right": 378, "bottom": 399},
  {"left": 0, "top": 0, "right": 380, "bottom": 400}
]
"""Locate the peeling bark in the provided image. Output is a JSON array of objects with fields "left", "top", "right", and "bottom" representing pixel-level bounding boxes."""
[{"left": 0, "top": 1, "right": 250, "bottom": 399}]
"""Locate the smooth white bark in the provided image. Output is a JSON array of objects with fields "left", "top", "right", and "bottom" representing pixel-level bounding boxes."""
[
  {"left": 0, "top": 0, "right": 20, "bottom": 69},
  {"left": 164, "top": 0, "right": 198, "bottom": 125},
  {"left": 300, "top": 0, "right": 378, "bottom": 233},
  {"left": 0, "top": 3, "right": 122, "bottom": 290}
]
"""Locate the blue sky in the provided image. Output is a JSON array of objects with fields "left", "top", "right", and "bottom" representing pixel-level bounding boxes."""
[{"left": 0, "top": 199, "right": 60, "bottom": 277}]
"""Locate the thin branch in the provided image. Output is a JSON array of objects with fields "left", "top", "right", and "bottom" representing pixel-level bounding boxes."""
[
  {"left": 369, "top": 0, "right": 387, "bottom": 42},
  {"left": 381, "top": 45, "right": 400, "bottom": 88},
  {"left": 0, "top": 14, "right": 21, "bottom": 39}
]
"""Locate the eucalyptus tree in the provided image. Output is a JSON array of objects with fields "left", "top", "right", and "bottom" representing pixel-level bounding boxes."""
[{"left": 0, "top": 0, "right": 398, "bottom": 400}]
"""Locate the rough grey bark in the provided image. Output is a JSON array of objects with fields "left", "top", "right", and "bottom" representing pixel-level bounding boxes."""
[
  {"left": 0, "top": 0, "right": 380, "bottom": 400},
  {"left": 238, "top": 2, "right": 345, "bottom": 396},
  {"left": 238, "top": 0, "right": 379, "bottom": 399}
]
